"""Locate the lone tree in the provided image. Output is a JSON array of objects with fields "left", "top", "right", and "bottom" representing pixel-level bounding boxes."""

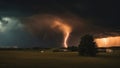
[{"left": 78, "top": 34, "right": 97, "bottom": 56}]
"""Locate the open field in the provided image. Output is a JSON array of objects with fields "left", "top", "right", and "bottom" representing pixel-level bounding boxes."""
[{"left": 0, "top": 51, "right": 120, "bottom": 68}]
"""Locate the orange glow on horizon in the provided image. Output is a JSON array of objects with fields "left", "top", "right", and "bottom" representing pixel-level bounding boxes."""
[
  {"left": 95, "top": 36, "right": 120, "bottom": 47},
  {"left": 52, "top": 20, "right": 72, "bottom": 48}
]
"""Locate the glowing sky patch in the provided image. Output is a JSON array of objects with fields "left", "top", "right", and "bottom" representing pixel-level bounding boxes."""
[{"left": 95, "top": 36, "right": 120, "bottom": 47}]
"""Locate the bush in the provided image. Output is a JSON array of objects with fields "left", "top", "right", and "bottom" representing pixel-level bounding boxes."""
[{"left": 78, "top": 34, "right": 97, "bottom": 56}]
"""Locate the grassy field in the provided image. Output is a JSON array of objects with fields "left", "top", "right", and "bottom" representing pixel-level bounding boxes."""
[{"left": 0, "top": 51, "right": 120, "bottom": 68}]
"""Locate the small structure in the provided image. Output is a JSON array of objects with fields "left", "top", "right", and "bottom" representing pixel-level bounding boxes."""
[
  {"left": 108, "top": 46, "right": 120, "bottom": 56},
  {"left": 53, "top": 48, "right": 69, "bottom": 52},
  {"left": 97, "top": 47, "right": 107, "bottom": 53}
]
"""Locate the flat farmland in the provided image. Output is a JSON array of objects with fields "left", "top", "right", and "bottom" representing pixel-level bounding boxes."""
[{"left": 0, "top": 51, "right": 120, "bottom": 68}]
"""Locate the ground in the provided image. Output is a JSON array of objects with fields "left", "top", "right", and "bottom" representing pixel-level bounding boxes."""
[{"left": 0, "top": 51, "right": 120, "bottom": 68}]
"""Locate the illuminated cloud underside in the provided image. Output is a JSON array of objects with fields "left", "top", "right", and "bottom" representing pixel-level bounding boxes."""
[{"left": 95, "top": 36, "right": 120, "bottom": 47}]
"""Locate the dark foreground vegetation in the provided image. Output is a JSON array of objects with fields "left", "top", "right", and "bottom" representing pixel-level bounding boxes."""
[
  {"left": 0, "top": 51, "right": 120, "bottom": 68},
  {"left": 78, "top": 34, "right": 97, "bottom": 56}
]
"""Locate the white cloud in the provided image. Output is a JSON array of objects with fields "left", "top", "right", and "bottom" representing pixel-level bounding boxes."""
[{"left": 0, "top": 17, "right": 23, "bottom": 33}]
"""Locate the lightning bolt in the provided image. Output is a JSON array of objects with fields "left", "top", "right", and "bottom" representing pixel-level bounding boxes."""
[{"left": 52, "top": 20, "right": 72, "bottom": 48}]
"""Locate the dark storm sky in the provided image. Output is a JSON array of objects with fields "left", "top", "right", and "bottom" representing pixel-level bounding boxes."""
[{"left": 0, "top": 0, "right": 119, "bottom": 48}]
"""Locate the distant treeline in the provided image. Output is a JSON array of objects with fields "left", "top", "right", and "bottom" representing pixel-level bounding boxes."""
[
  {"left": 0, "top": 48, "right": 51, "bottom": 51},
  {"left": 0, "top": 46, "right": 120, "bottom": 51}
]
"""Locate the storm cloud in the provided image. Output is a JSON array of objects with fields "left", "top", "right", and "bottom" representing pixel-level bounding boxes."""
[{"left": 0, "top": 0, "right": 119, "bottom": 47}]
